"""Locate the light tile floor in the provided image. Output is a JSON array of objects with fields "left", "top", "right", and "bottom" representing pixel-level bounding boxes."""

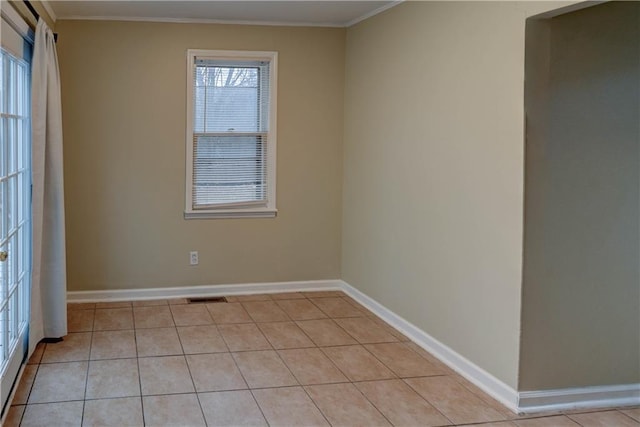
[{"left": 4, "top": 290, "right": 640, "bottom": 426}]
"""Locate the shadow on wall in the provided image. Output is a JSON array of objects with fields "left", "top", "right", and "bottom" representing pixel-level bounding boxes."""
[{"left": 521, "top": 1, "right": 640, "bottom": 391}]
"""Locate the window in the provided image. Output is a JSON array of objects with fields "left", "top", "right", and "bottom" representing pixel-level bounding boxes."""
[{"left": 185, "top": 50, "right": 277, "bottom": 219}]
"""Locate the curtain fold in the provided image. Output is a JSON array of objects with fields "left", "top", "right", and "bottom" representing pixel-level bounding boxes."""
[{"left": 29, "top": 18, "right": 67, "bottom": 355}]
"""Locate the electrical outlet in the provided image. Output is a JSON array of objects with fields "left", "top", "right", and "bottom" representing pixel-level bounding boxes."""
[{"left": 189, "top": 251, "right": 199, "bottom": 266}]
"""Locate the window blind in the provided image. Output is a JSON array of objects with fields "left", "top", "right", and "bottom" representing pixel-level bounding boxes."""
[{"left": 191, "top": 58, "right": 271, "bottom": 209}]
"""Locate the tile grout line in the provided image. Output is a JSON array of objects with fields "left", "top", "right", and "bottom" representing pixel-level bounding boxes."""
[
  {"left": 352, "top": 337, "right": 457, "bottom": 425},
  {"left": 247, "top": 388, "right": 275, "bottom": 426},
  {"left": 21, "top": 295, "right": 451, "bottom": 425},
  {"left": 272, "top": 305, "right": 386, "bottom": 426},
  {"left": 80, "top": 320, "right": 96, "bottom": 425},
  {"left": 315, "top": 342, "right": 403, "bottom": 425},
  {"left": 306, "top": 297, "right": 335, "bottom": 319},
  {"left": 240, "top": 301, "right": 293, "bottom": 324},
  {"left": 132, "top": 314, "right": 146, "bottom": 427},
  {"left": 225, "top": 348, "right": 270, "bottom": 425},
  {"left": 236, "top": 336, "right": 333, "bottom": 426},
  {"left": 296, "top": 384, "right": 333, "bottom": 426},
  {"left": 449, "top": 373, "right": 516, "bottom": 420},
  {"left": 272, "top": 298, "right": 327, "bottom": 323},
  {"left": 338, "top": 381, "right": 396, "bottom": 427},
  {"left": 48, "top": 297, "right": 636, "bottom": 426},
  {"left": 313, "top": 310, "right": 398, "bottom": 421},
  {"left": 361, "top": 332, "right": 504, "bottom": 426},
  {"left": 307, "top": 295, "right": 370, "bottom": 320},
  {"left": 16, "top": 342, "right": 45, "bottom": 426},
  {"left": 617, "top": 409, "right": 640, "bottom": 423},
  {"left": 175, "top": 310, "right": 209, "bottom": 427},
  {"left": 565, "top": 409, "right": 634, "bottom": 427},
  {"left": 260, "top": 307, "right": 321, "bottom": 348},
  {"left": 568, "top": 413, "right": 587, "bottom": 427},
  {"left": 355, "top": 378, "right": 453, "bottom": 427},
  {"left": 401, "top": 378, "right": 456, "bottom": 426},
  {"left": 328, "top": 317, "right": 360, "bottom": 344}
]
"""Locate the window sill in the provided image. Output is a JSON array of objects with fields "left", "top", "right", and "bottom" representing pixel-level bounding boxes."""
[{"left": 184, "top": 208, "right": 277, "bottom": 220}]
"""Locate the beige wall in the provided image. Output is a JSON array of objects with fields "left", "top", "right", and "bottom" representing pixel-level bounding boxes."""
[
  {"left": 56, "top": 20, "right": 345, "bottom": 291},
  {"left": 342, "top": 1, "right": 572, "bottom": 389},
  {"left": 57, "top": 0, "right": 632, "bottom": 394},
  {"left": 521, "top": 1, "right": 640, "bottom": 390}
]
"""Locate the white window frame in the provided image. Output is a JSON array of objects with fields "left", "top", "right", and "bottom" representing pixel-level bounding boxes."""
[
  {"left": 0, "top": 0, "right": 33, "bottom": 411},
  {"left": 185, "top": 49, "right": 278, "bottom": 219}
]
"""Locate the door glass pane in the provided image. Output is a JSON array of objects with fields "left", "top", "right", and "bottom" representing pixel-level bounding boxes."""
[
  {"left": 7, "top": 176, "right": 15, "bottom": 232},
  {"left": 0, "top": 48, "right": 31, "bottom": 389},
  {"left": 17, "top": 227, "right": 23, "bottom": 278},
  {"left": 0, "top": 304, "right": 6, "bottom": 361},
  {"left": 0, "top": 243, "right": 5, "bottom": 303},
  {"left": 0, "top": 241, "right": 7, "bottom": 361},
  {"left": 0, "top": 180, "right": 4, "bottom": 246},
  {"left": 17, "top": 173, "right": 22, "bottom": 224},
  {"left": 0, "top": 56, "right": 3, "bottom": 111},
  {"left": 16, "top": 65, "right": 24, "bottom": 116},
  {"left": 16, "top": 118, "right": 23, "bottom": 170},
  {"left": 8, "top": 233, "right": 16, "bottom": 288},
  {"left": 9, "top": 289, "right": 17, "bottom": 341},
  {"left": 0, "top": 116, "right": 4, "bottom": 177},
  {"left": 8, "top": 118, "right": 16, "bottom": 175}
]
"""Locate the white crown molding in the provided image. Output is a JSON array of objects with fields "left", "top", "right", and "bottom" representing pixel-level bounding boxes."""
[
  {"left": 54, "top": 15, "right": 345, "bottom": 28},
  {"left": 345, "top": 0, "right": 404, "bottom": 27},
  {"left": 40, "top": 0, "right": 57, "bottom": 23},
  {"left": 52, "top": 1, "right": 402, "bottom": 28}
]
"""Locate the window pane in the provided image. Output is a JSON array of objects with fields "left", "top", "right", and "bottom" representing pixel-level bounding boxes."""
[
  {"left": 195, "top": 65, "right": 262, "bottom": 132},
  {"left": 0, "top": 180, "right": 4, "bottom": 240},
  {"left": 7, "top": 176, "right": 15, "bottom": 232},
  {"left": 0, "top": 48, "right": 31, "bottom": 377},
  {"left": 8, "top": 61, "right": 16, "bottom": 116},
  {"left": 0, "top": 118, "right": 5, "bottom": 178},
  {"left": 192, "top": 135, "right": 266, "bottom": 207},
  {"left": 8, "top": 118, "right": 16, "bottom": 175},
  {"left": 194, "top": 86, "right": 205, "bottom": 133},
  {"left": 0, "top": 56, "right": 4, "bottom": 114}
]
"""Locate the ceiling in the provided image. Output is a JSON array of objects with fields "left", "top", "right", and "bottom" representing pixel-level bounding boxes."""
[{"left": 47, "top": 1, "right": 399, "bottom": 27}]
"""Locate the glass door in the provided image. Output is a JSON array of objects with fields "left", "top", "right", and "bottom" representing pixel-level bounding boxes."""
[{"left": 0, "top": 47, "right": 31, "bottom": 411}]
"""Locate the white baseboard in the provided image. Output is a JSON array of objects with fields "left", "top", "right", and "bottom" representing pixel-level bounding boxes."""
[
  {"left": 337, "top": 280, "right": 640, "bottom": 415},
  {"left": 66, "top": 278, "right": 640, "bottom": 415},
  {"left": 337, "top": 280, "right": 520, "bottom": 413},
  {"left": 66, "top": 279, "right": 342, "bottom": 302},
  {"left": 518, "top": 383, "right": 640, "bottom": 414}
]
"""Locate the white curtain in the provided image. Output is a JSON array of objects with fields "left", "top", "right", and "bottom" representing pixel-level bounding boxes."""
[{"left": 29, "top": 19, "right": 67, "bottom": 355}]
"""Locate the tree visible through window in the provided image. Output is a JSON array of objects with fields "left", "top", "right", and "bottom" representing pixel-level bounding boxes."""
[{"left": 186, "top": 50, "right": 277, "bottom": 218}]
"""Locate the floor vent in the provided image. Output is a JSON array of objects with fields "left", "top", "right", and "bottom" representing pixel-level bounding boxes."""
[{"left": 187, "top": 296, "right": 228, "bottom": 304}]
